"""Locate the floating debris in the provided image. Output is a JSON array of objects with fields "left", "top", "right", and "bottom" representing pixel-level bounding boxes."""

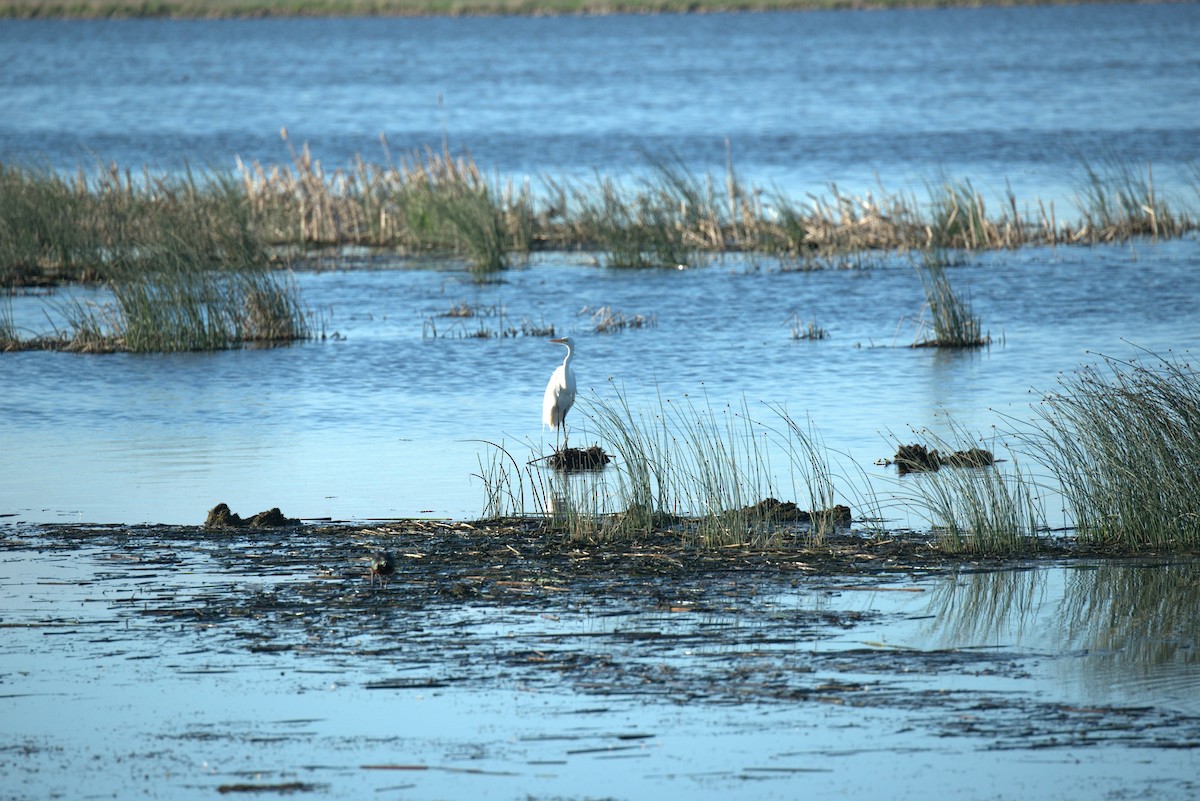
[
  {"left": 886, "top": 444, "right": 995, "bottom": 475},
  {"left": 743, "top": 497, "right": 852, "bottom": 525},
  {"left": 547, "top": 445, "right": 611, "bottom": 472},
  {"left": 204, "top": 503, "right": 301, "bottom": 528}
]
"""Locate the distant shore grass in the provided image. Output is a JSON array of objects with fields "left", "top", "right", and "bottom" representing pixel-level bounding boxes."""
[
  {"left": 0, "top": 0, "right": 1123, "bottom": 19},
  {"left": 7, "top": 141, "right": 1194, "bottom": 281},
  {"left": 1, "top": 142, "right": 1196, "bottom": 348}
]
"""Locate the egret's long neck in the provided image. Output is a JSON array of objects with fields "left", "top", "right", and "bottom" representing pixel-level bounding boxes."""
[{"left": 561, "top": 344, "right": 574, "bottom": 368}]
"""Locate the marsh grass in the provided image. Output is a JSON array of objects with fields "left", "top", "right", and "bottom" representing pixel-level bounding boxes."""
[
  {"left": 911, "top": 250, "right": 989, "bottom": 348},
  {"left": 787, "top": 313, "right": 828, "bottom": 341},
  {"left": 0, "top": 290, "right": 17, "bottom": 349},
  {"left": 586, "top": 305, "right": 655, "bottom": 333},
  {"left": 476, "top": 387, "right": 864, "bottom": 546},
  {"left": 240, "top": 134, "right": 531, "bottom": 275},
  {"left": 1027, "top": 352, "right": 1200, "bottom": 549},
  {"left": 1071, "top": 156, "right": 1186, "bottom": 242},
  {"left": 897, "top": 427, "right": 1046, "bottom": 554},
  {"left": 422, "top": 302, "right": 554, "bottom": 339},
  {"left": 9, "top": 149, "right": 1200, "bottom": 298},
  {"left": 0, "top": 161, "right": 309, "bottom": 351}
]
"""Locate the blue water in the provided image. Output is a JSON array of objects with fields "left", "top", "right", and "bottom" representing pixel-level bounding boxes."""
[
  {"left": 1, "top": 4, "right": 1199, "bottom": 525},
  {"left": 3, "top": 241, "right": 1198, "bottom": 525},
  {"left": 2, "top": 5, "right": 1199, "bottom": 204}
]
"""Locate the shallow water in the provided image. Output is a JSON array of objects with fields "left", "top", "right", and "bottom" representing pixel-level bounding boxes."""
[
  {"left": 3, "top": 241, "right": 1198, "bottom": 526},
  {"left": 1, "top": 527, "right": 1197, "bottom": 800},
  {"left": 3, "top": 3, "right": 1200, "bottom": 526}
]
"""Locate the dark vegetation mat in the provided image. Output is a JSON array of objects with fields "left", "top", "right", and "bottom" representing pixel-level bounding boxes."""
[{"left": 4, "top": 518, "right": 1199, "bottom": 752}]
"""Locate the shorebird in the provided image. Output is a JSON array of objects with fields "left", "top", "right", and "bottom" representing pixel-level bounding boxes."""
[
  {"left": 368, "top": 551, "right": 396, "bottom": 588},
  {"left": 542, "top": 336, "right": 577, "bottom": 450}
]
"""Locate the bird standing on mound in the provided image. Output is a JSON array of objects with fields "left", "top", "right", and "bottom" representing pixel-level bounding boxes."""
[
  {"left": 542, "top": 336, "right": 577, "bottom": 450},
  {"left": 368, "top": 551, "right": 396, "bottom": 588}
]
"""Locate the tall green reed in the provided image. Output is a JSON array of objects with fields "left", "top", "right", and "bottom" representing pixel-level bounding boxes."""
[
  {"left": 895, "top": 425, "right": 1046, "bottom": 553},
  {"left": 1027, "top": 351, "right": 1200, "bottom": 549},
  {"left": 912, "top": 250, "right": 988, "bottom": 347}
]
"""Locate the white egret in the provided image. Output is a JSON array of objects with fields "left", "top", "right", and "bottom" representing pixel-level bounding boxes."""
[{"left": 542, "top": 336, "right": 576, "bottom": 449}]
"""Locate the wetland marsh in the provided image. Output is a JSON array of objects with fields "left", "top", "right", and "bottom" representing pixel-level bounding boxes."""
[{"left": 2, "top": 4, "right": 1200, "bottom": 798}]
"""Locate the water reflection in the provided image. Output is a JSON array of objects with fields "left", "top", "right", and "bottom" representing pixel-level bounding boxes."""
[{"left": 925, "top": 561, "right": 1200, "bottom": 712}]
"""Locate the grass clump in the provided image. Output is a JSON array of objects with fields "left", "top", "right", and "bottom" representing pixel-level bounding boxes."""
[
  {"left": 585, "top": 305, "right": 655, "bottom": 333},
  {"left": 787, "top": 313, "right": 828, "bottom": 341},
  {"left": 0, "top": 162, "right": 309, "bottom": 352},
  {"left": 476, "top": 387, "right": 863, "bottom": 547},
  {"left": 1029, "top": 352, "right": 1200, "bottom": 550},
  {"left": 897, "top": 428, "right": 1045, "bottom": 554},
  {"left": 911, "top": 250, "right": 989, "bottom": 348}
]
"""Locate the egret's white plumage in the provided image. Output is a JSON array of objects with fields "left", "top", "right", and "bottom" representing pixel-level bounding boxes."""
[{"left": 542, "top": 336, "right": 576, "bottom": 445}]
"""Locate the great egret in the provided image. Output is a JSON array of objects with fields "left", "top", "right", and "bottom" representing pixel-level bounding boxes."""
[
  {"left": 542, "top": 336, "right": 576, "bottom": 449},
  {"left": 369, "top": 551, "right": 396, "bottom": 588}
]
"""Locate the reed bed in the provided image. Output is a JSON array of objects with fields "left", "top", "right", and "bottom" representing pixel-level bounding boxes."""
[
  {"left": 476, "top": 386, "right": 867, "bottom": 547},
  {"left": 239, "top": 133, "right": 532, "bottom": 274},
  {"left": 4, "top": 147, "right": 1197, "bottom": 349},
  {"left": 6, "top": 147, "right": 1198, "bottom": 294},
  {"left": 0, "top": 161, "right": 308, "bottom": 352},
  {"left": 1026, "top": 352, "right": 1200, "bottom": 550}
]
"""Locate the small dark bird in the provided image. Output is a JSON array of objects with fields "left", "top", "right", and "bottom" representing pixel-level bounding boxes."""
[{"left": 368, "top": 551, "right": 396, "bottom": 588}]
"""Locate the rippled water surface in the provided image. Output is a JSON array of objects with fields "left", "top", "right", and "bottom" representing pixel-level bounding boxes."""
[
  {"left": 2, "top": 5, "right": 1199, "bottom": 203},
  {"left": 2, "top": 528, "right": 1197, "bottom": 800},
  {"left": 3, "top": 242, "right": 1199, "bottom": 525},
  {"left": 2, "top": 3, "right": 1199, "bottom": 524}
]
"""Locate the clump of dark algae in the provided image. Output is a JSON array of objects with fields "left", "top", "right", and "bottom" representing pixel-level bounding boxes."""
[
  {"left": 743, "top": 497, "right": 852, "bottom": 525},
  {"left": 204, "top": 502, "right": 301, "bottom": 528},
  {"left": 547, "top": 444, "right": 611, "bottom": 472},
  {"left": 886, "top": 444, "right": 995, "bottom": 475}
]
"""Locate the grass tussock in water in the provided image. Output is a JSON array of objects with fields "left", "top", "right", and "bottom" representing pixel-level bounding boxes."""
[
  {"left": 1027, "top": 352, "right": 1200, "bottom": 550},
  {"left": 0, "top": 162, "right": 308, "bottom": 352},
  {"left": 911, "top": 250, "right": 990, "bottom": 348},
  {"left": 477, "top": 387, "right": 871, "bottom": 547}
]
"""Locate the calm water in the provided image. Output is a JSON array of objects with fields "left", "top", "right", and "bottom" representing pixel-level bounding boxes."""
[
  {"left": 0, "top": 4, "right": 1199, "bottom": 526},
  {"left": 2, "top": 5, "right": 1199, "bottom": 204},
  {"left": 2, "top": 528, "right": 1197, "bottom": 799}
]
